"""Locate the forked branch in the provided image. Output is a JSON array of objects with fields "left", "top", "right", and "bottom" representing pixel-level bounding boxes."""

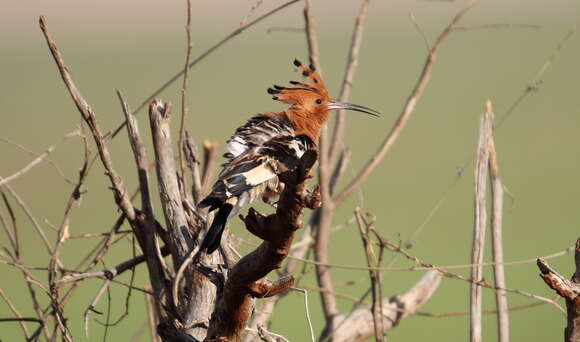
[
  {"left": 537, "top": 239, "right": 580, "bottom": 342},
  {"left": 205, "top": 150, "right": 321, "bottom": 342}
]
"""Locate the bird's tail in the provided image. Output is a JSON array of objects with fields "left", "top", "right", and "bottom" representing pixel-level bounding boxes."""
[{"left": 200, "top": 203, "right": 233, "bottom": 254}]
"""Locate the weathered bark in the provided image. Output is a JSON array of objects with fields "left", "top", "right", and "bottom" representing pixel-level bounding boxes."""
[
  {"left": 470, "top": 103, "right": 493, "bottom": 342},
  {"left": 149, "top": 101, "right": 194, "bottom": 265},
  {"left": 537, "top": 239, "right": 580, "bottom": 342},
  {"left": 205, "top": 150, "right": 320, "bottom": 342},
  {"left": 330, "top": 271, "right": 442, "bottom": 342},
  {"left": 149, "top": 100, "right": 223, "bottom": 340}
]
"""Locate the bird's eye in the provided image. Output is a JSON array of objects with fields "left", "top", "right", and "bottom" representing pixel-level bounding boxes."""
[{"left": 315, "top": 99, "right": 323, "bottom": 105}]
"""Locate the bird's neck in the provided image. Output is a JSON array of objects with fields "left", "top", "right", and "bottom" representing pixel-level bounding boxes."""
[{"left": 284, "top": 108, "right": 328, "bottom": 144}]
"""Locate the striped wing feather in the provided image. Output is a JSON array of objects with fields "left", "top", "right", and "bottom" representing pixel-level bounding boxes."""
[{"left": 200, "top": 113, "right": 312, "bottom": 217}]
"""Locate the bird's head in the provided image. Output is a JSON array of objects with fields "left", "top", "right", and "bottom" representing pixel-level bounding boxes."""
[{"left": 268, "top": 59, "right": 380, "bottom": 141}]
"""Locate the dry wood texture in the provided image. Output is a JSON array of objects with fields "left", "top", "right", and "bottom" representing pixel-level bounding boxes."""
[
  {"left": 206, "top": 150, "right": 321, "bottom": 342},
  {"left": 537, "top": 239, "right": 580, "bottom": 342},
  {"left": 6, "top": 2, "right": 564, "bottom": 342}
]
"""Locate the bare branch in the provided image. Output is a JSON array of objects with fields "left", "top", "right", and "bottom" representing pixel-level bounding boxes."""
[
  {"left": 537, "top": 241, "right": 580, "bottom": 342},
  {"left": 354, "top": 208, "right": 383, "bottom": 342},
  {"left": 303, "top": 0, "right": 320, "bottom": 70},
  {"left": 0, "top": 183, "right": 53, "bottom": 254},
  {"left": 39, "top": 16, "right": 136, "bottom": 222},
  {"left": 206, "top": 150, "right": 319, "bottom": 342},
  {"left": 83, "top": 279, "right": 111, "bottom": 337},
  {"left": 334, "top": 0, "right": 480, "bottom": 205},
  {"left": 410, "top": 12, "right": 431, "bottom": 52},
  {"left": 239, "top": 0, "right": 265, "bottom": 27},
  {"left": 58, "top": 246, "right": 170, "bottom": 284},
  {"left": 470, "top": 100, "right": 493, "bottom": 342},
  {"left": 177, "top": 0, "right": 194, "bottom": 190},
  {"left": 291, "top": 287, "right": 315, "bottom": 342},
  {"left": 110, "top": 0, "right": 302, "bottom": 139},
  {"left": 0, "top": 137, "right": 75, "bottom": 185},
  {"left": 331, "top": 271, "right": 442, "bottom": 342},
  {"left": 497, "top": 25, "right": 576, "bottom": 127},
  {"left": 149, "top": 100, "right": 193, "bottom": 264},
  {"left": 117, "top": 91, "right": 154, "bottom": 221},
  {"left": 488, "top": 100, "right": 509, "bottom": 342},
  {"left": 286, "top": 243, "right": 574, "bottom": 272},
  {"left": 328, "top": 0, "right": 370, "bottom": 164},
  {"left": 377, "top": 235, "right": 565, "bottom": 313},
  {"left": 0, "top": 135, "right": 69, "bottom": 187},
  {"left": 0, "top": 287, "right": 30, "bottom": 338},
  {"left": 244, "top": 218, "right": 315, "bottom": 342}
]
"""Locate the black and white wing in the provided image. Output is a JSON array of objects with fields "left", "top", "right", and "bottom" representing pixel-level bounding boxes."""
[
  {"left": 198, "top": 113, "right": 312, "bottom": 253},
  {"left": 201, "top": 117, "right": 312, "bottom": 216}
]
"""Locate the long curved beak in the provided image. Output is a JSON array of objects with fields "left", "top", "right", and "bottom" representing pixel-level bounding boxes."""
[{"left": 327, "top": 101, "right": 381, "bottom": 117}]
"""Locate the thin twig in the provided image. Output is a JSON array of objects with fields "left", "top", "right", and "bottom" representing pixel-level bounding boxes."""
[
  {"left": 0, "top": 137, "right": 75, "bottom": 185},
  {"left": 172, "top": 245, "right": 201, "bottom": 308},
  {"left": 239, "top": 0, "right": 265, "bottom": 27},
  {"left": 246, "top": 326, "right": 289, "bottom": 342},
  {"left": 83, "top": 279, "right": 111, "bottom": 337},
  {"left": 110, "top": 0, "right": 302, "bottom": 139},
  {"left": 334, "top": 0, "right": 481, "bottom": 205},
  {"left": 58, "top": 246, "right": 170, "bottom": 284},
  {"left": 0, "top": 287, "right": 30, "bottom": 338},
  {"left": 290, "top": 287, "right": 315, "bottom": 342},
  {"left": 496, "top": 25, "right": 576, "bottom": 127},
  {"left": 302, "top": 0, "right": 339, "bottom": 326},
  {"left": 117, "top": 90, "right": 170, "bottom": 316},
  {"left": 328, "top": 0, "right": 370, "bottom": 166},
  {"left": 177, "top": 0, "right": 194, "bottom": 191},
  {"left": 0, "top": 202, "right": 17, "bottom": 256},
  {"left": 303, "top": 0, "right": 320, "bottom": 70},
  {"left": 287, "top": 244, "right": 574, "bottom": 272},
  {"left": 0, "top": 133, "right": 74, "bottom": 187},
  {"left": 0, "top": 182, "right": 53, "bottom": 254},
  {"left": 354, "top": 208, "right": 383, "bottom": 342},
  {"left": 39, "top": 16, "right": 137, "bottom": 223},
  {"left": 375, "top": 234, "right": 566, "bottom": 313},
  {"left": 410, "top": 12, "right": 431, "bottom": 52}
]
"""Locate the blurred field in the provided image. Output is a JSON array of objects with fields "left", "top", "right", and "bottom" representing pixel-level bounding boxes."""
[{"left": 1, "top": 0, "right": 579, "bottom": 341}]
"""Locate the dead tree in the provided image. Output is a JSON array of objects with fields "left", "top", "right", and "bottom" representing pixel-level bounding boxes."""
[
  {"left": 5, "top": 1, "right": 569, "bottom": 341},
  {"left": 33, "top": 11, "right": 444, "bottom": 341}
]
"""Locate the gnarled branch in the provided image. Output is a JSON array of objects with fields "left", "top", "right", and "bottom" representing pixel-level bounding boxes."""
[
  {"left": 537, "top": 239, "right": 580, "bottom": 342},
  {"left": 206, "top": 150, "right": 320, "bottom": 342}
]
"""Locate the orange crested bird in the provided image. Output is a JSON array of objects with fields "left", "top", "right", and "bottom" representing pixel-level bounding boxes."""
[{"left": 199, "top": 59, "right": 380, "bottom": 253}]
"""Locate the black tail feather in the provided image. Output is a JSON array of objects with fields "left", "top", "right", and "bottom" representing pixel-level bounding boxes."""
[{"left": 200, "top": 204, "right": 233, "bottom": 254}]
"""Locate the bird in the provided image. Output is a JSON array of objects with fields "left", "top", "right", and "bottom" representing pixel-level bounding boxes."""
[{"left": 198, "top": 59, "right": 380, "bottom": 254}]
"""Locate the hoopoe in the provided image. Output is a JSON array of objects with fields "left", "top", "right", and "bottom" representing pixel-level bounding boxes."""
[{"left": 199, "top": 59, "right": 380, "bottom": 253}]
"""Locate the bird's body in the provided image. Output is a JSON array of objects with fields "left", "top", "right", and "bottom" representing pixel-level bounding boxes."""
[{"left": 199, "top": 60, "right": 379, "bottom": 253}]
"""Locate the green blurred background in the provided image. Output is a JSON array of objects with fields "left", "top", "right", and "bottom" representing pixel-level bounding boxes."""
[{"left": 1, "top": 0, "right": 579, "bottom": 341}]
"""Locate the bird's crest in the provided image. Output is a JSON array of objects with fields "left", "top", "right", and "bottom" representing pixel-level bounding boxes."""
[{"left": 267, "top": 59, "right": 330, "bottom": 106}]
